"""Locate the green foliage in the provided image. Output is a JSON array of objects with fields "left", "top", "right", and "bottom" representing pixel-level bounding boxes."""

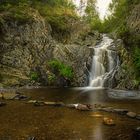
[
  {"left": 0, "top": 1, "right": 32, "bottom": 23},
  {"left": 48, "top": 73, "right": 56, "bottom": 85},
  {"left": 31, "top": 0, "right": 77, "bottom": 36},
  {"left": 48, "top": 60, "right": 73, "bottom": 79},
  {"left": 83, "top": 0, "right": 101, "bottom": 30},
  {"left": 0, "top": 0, "right": 77, "bottom": 32},
  {"left": 30, "top": 72, "right": 39, "bottom": 81}
]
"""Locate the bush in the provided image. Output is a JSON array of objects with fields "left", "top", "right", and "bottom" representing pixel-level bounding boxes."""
[
  {"left": 48, "top": 60, "right": 73, "bottom": 79},
  {"left": 30, "top": 72, "right": 39, "bottom": 81},
  {"left": 48, "top": 73, "right": 56, "bottom": 85}
]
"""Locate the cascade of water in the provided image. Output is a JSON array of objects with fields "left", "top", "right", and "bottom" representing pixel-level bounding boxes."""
[{"left": 89, "top": 35, "right": 118, "bottom": 88}]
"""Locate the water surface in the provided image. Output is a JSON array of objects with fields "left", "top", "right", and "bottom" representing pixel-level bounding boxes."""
[{"left": 0, "top": 88, "right": 140, "bottom": 140}]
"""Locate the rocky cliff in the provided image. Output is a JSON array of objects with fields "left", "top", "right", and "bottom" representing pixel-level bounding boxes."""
[{"left": 0, "top": 9, "right": 100, "bottom": 87}]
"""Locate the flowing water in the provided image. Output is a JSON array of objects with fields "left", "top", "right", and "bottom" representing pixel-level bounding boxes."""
[
  {"left": 0, "top": 88, "right": 140, "bottom": 140},
  {"left": 89, "top": 35, "right": 119, "bottom": 88}
]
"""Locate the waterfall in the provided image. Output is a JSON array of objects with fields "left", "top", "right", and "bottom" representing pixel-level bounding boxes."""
[{"left": 89, "top": 35, "right": 118, "bottom": 88}]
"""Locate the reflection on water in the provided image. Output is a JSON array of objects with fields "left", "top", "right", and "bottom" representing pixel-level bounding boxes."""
[
  {"left": 0, "top": 87, "right": 140, "bottom": 140},
  {"left": 93, "top": 124, "right": 103, "bottom": 140}
]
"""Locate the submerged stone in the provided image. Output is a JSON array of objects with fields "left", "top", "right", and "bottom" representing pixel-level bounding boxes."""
[{"left": 103, "top": 117, "right": 115, "bottom": 126}]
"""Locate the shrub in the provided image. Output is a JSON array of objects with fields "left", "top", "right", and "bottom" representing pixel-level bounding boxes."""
[
  {"left": 48, "top": 60, "right": 73, "bottom": 79},
  {"left": 30, "top": 72, "right": 38, "bottom": 81},
  {"left": 48, "top": 73, "right": 56, "bottom": 85}
]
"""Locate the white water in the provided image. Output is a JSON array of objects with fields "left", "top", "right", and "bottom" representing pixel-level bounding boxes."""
[{"left": 89, "top": 35, "right": 118, "bottom": 88}]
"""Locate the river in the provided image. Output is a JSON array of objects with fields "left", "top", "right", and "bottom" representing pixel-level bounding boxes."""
[{"left": 0, "top": 88, "right": 140, "bottom": 140}]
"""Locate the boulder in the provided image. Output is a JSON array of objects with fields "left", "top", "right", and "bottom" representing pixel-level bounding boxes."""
[
  {"left": 103, "top": 117, "right": 115, "bottom": 126},
  {"left": 126, "top": 112, "right": 136, "bottom": 118}
]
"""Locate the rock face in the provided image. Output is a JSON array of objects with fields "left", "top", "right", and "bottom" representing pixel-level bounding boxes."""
[
  {"left": 111, "top": 3, "right": 140, "bottom": 90},
  {"left": 0, "top": 9, "right": 100, "bottom": 87},
  {"left": 0, "top": 10, "right": 54, "bottom": 87}
]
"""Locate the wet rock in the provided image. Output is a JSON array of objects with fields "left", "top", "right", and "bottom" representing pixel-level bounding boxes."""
[
  {"left": 0, "top": 102, "right": 6, "bottom": 107},
  {"left": 132, "top": 127, "right": 140, "bottom": 140},
  {"left": 100, "top": 107, "right": 114, "bottom": 112},
  {"left": 113, "top": 109, "right": 129, "bottom": 115},
  {"left": 103, "top": 117, "right": 115, "bottom": 126},
  {"left": 126, "top": 112, "right": 136, "bottom": 118},
  {"left": 27, "top": 137, "right": 36, "bottom": 140},
  {"left": 76, "top": 104, "right": 93, "bottom": 111},
  {"left": 34, "top": 101, "right": 45, "bottom": 106},
  {"left": 14, "top": 94, "right": 29, "bottom": 100},
  {"left": 66, "top": 104, "right": 77, "bottom": 108},
  {"left": 94, "top": 104, "right": 106, "bottom": 108},
  {"left": 27, "top": 100, "right": 37, "bottom": 104},
  {"left": 136, "top": 115, "right": 140, "bottom": 120},
  {"left": 44, "top": 102, "right": 65, "bottom": 106},
  {"left": 2, "top": 92, "right": 18, "bottom": 100}
]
